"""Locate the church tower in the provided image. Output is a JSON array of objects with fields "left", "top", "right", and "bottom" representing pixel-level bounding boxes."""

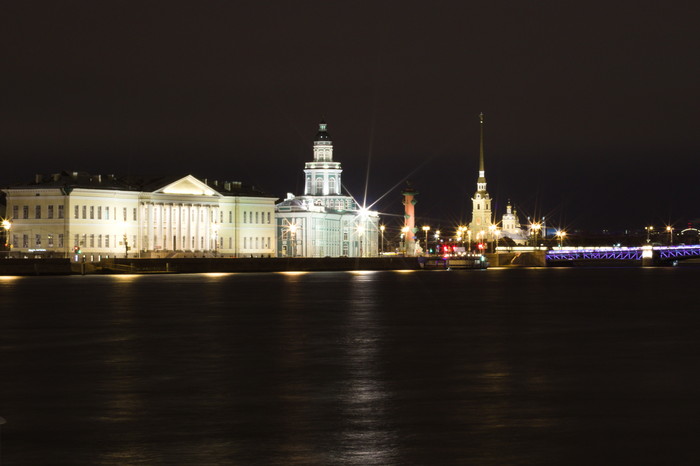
[
  {"left": 468, "top": 113, "right": 492, "bottom": 237},
  {"left": 304, "top": 120, "right": 342, "bottom": 197}
]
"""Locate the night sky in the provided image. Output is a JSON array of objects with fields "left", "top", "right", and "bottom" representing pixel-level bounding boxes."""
[{"left": 2, "top": 1, "right": 699, "bottom": 232}]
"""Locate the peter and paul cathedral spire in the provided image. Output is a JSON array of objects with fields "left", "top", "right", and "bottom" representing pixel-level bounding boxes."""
[{"left": 469, "top": 112, "right": 492, "bottom": 238}]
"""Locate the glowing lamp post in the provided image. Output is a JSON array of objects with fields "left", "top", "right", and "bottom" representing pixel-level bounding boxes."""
[
  {"left": 434, "top": 229, "right": 441, "bottom": 255},
  {"left": 212, "top": 224, "right": 219, "bottom": 256},
  {"left": 289, "top": 224, "right": 298, "bottom": 257},
  {"left": 556, "top": 230, "right": 567, "bottom": 248},
  {"left": 401, "top": 226, "right": 409, "bottom": 254},
  {"left": 379, "top": 225, "right": 385, "bottom": 255},
  {"left": 119, "top": 221, "right": 130, "bottom": 258},
  {"left": 645, "top": 225, "right": 654, "bottom": 244},
  {"left": 357, "top": 225, "right": 365, "bottom": 257},
  {"left": 530, "top": 222, "right": 542, "bottom": 246},
  {"left": 422, "top": 225, "right": 430, "bottom": 255},
  {"left": 488, "top": 224, "right": 498, "bottom": 253},
  {"left": 666, "top": 225, "right": 673, "bottom": 245},
  {"left": 2, "top": 219, "right": 11, "bottom": 258}
]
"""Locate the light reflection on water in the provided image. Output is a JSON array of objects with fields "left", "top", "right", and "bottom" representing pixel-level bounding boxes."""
[{"left": 1, "top": 268, "right": 700, "bottom": 464}]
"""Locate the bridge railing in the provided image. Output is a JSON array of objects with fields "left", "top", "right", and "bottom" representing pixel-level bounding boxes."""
[{"left": 546, "top": 245, "right": 700, "bottom": 261}]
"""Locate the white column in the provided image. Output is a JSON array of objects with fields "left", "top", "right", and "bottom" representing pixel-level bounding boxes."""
[{"left": 194, "top": 205, "right": 200, "bottom": 250}]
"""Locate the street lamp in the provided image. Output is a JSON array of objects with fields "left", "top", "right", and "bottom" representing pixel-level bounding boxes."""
[
  {"left": 120, "top": 221, "right": 130, "bottom": 258},
  {"left": 401, "top": 226, "right": 409, "bottom": 254},
  {"left": 556, "top": 229, "right": 567, "bottom": 248},
  {"left": 212, "top": 223, "right": 219, "bottom": 256},
  {"left": 379, "top": 225, "right": 385, "bottom": 255},
  {"left": 1, "top": 219, "right": 11, "bottom": 258},
  {"left": 645, "top": 225, "right": 654, "bottom": 244},
  {"left": 422, "top": 225, "right": 430, "bottom": 255},
  {"left": 530, "top": 222, "right": 542, "bottom": 246},
  {"left": 289, "top": 223, "right": 298, "bottom": 257},
  {"left": 488, "top": 224, "right": 497, "bottom": 253},
  {"left": 666, "top": 225, "right": 673, "bottom": 245},
  {"left": 357, "top": 224, "right": 365, "bottom": 257}
]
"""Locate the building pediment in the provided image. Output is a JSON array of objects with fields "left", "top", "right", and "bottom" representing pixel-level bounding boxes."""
[{"left": 154, "top": 175, "right": 222, "bottom": 197}]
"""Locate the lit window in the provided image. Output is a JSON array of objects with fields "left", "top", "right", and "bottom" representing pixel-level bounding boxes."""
[{"left": 48, "top": 234, "right": 54, "bottom": 247}]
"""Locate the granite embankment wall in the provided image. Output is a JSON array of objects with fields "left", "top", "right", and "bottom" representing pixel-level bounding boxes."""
[
  {"left": 98, "top": 257, "right": 423, "bottom": 274},
  {"left": 485, "top": 252, "right": 547, "bottom": 267},
  {"left": 0, "top": 259, "right": 73, "bottom": 275}
]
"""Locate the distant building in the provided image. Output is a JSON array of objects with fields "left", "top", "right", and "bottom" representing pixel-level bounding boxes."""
[
  {"left": 2, "top": 172, "right": 277, "bottom": 259},
  {"left": 275, "top": 121, "right": 379, "bottom": 257},
  {"left": 468, "top": 113, "right": 527, "bottom": 245}
]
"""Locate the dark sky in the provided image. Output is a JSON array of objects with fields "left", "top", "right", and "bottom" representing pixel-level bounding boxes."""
[{"left": 2, "top": 1, "right": 699, "bottom": 232}]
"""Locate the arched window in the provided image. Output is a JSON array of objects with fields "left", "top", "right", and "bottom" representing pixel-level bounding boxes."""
[
  {"left": 329, "top": 177, "right": 336, "bottom": 193},
  {"left": 306, "top": 177, "right": 312, "bottom": 193},
  {"left": 316, "top": 178, "right": 323, "bottom": 194}
]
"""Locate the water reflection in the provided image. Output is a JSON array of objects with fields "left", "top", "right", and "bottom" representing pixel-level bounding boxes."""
[{"left": 335, "top": 273, "right": 397, "bottom": 464}]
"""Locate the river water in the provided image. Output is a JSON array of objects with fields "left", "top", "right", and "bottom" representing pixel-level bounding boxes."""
[{"left": 1, "top": 266, "right": 699, "bottom": 465}]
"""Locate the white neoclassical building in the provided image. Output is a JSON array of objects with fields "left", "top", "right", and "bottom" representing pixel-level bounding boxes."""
[
  {"left": 2, "top": 172, "right": 277, "bottom": 260},
  {"left": 276, "top": 121, "right": 380, "bottom": 257}
]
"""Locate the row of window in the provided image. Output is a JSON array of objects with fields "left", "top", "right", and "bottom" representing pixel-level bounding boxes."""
[
  {"left": 12, "top": 204, "right": 272, "bottom": 225},
  {"left": 243, "top": 211, "right": 271, "bottom": 224},
  {"left": 12, "top": 234, "right": 64, "bottom": 248},
  {"left": 243, "top": 237, "right": 272, "bottom": 250},
  {"left": 11, "top": 232, "right": 274, "bottom": 251},
  {"left": 13, "top": 205, "right": 65, "bottom": 220},
  {"left": 306, "top": 177, "right": 339, "bottom": 194},
  {"left": 74, "top": 205, "right": 138, "bottom": 221}
]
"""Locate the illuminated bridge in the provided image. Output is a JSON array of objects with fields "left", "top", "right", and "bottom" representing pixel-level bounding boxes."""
[{"left": 546, "top": 245, "right": 700, "bottom": 265}]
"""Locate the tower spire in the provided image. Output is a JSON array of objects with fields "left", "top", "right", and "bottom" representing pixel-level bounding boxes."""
[{"left": 479, "top": 112, "right": 485, "bottom": 174}]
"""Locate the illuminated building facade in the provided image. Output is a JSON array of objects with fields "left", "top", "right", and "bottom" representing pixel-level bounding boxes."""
[
  {"left": 2, "top": 172, "right": 277, "bottom": 259},
  {"left": 276, "top": 121, "right": 379, "bottom": 257}
]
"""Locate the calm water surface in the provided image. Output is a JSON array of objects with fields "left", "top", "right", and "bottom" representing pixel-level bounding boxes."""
[{"left": 1, "top": 267, "right": 700, "bottom": 465}]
